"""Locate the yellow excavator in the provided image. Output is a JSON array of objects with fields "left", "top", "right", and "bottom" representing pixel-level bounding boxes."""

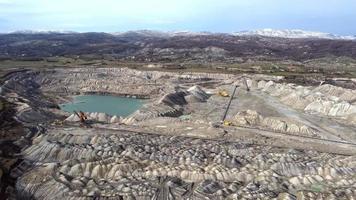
[
  {"left": 218, "top": 90, "right": 229, "bottom": 97},
  {"left": 223, "top": 120, "right": 233, "bottom": 126}
]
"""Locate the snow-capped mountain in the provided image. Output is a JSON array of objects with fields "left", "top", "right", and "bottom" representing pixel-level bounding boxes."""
[
  {"left": 111, "top": 30, "right": 171, "bottom": 37},
  {"left": 112, "top": 29, "right": 356, "bottom": 40},
  {"left": 4, "top": 29, "right": 356, "bottom": 40},
  {"left": 111, "top": 30, "right": 214, "bottom": 37},
  {"left": 7, "top": 30, "right": 77, "bottom": 34},
  {"left": 233, "top": 29, "right": 356, "bottom": 40}
]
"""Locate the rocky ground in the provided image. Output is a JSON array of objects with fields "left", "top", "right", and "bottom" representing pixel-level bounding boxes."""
[{"left": 0, "top": 67, "right": 355, "bottom": 199}]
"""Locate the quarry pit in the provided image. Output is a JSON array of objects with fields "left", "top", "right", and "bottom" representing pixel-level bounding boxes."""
[{"left": 1, "top": 67, "right": 356, "bottom": 199}]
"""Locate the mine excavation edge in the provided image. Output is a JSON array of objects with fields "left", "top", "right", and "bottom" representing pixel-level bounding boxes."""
[{"left": 57, "top": 123, "right": 356, "bottom": 156}]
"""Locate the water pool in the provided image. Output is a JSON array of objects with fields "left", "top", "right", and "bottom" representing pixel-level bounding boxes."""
[{"left": 60, "top": 95, "right": 144, "bottom": 117}]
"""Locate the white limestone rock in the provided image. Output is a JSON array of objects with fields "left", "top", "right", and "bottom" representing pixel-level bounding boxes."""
[
  {"left": 110, "top": 115, "right": 122, "bottom": 123},
  {"left": 65, "top": 114, "right": 80, "bottom": 122},
  {"left": 97, "top": 113, "right": 109, "bottom": 122}
]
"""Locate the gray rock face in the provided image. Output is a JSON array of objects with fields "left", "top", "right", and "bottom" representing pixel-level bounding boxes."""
[
  {"left": 33, "top": 68, "right": 234, "bottom": 99},
  {"left": 158, "top": 92, "right": 187, "bottom": 107},
  {"left": 253, "top": 80, "right": 356, "bottom": 122}
]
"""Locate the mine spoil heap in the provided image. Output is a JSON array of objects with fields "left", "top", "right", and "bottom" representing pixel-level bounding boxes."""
[{"left": 0, "top": 67, "right": 356, "bottom": 199}]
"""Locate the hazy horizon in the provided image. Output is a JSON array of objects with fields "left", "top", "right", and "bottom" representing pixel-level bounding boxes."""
[{"left": 0, "top": 0, "right": 355, "bottom": 35}]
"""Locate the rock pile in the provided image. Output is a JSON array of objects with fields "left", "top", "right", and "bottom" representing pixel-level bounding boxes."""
[
  {"left": 234, "top": 110, "right": 320, "bottom": 138},
  {"left": 122, "top": 85, "right": 210, "bottom": 124},
  {"left": 65, "top": 112, "right": 123, "bottom": 123},
  {"left": 186, "top": 85, "right": 210, "bottom": 103}
]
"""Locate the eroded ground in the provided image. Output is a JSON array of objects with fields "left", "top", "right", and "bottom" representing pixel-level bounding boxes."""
[{"left": 0, "top": 67, "right": 355, "bottom": 199}]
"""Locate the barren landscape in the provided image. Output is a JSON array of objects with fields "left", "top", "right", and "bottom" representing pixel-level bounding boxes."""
[{"left": 0, "top": 32, "right": 356, "bottom": 199}]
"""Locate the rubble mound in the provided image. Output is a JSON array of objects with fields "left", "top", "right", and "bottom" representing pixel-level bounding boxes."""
[
  {"left": 186, "top": 85, "right": 210, "bottom": 102},
  {"left": 123, "top": 85, "right": 210, "bottom": 124},
  {"left": 234, "top": 110, "right": 320, "bottom": 138},
  {"left": 158, "top": 91, "right": 187, "bottom": 107},
  {"left": 65, "top": 112, "right": 123, "bottom": 123}
]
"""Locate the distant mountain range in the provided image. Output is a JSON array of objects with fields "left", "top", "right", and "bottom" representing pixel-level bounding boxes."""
[
  {"left": 1, "top": 29, "right": 356, "bottom": 62},
  {"left": 8, "top": 30, "right": 78, "bottom": 34},
  {"left": 233, "top": 29, "right": 356, "bottom": 40},
  {"left": 5, "top": 29, "right": 356, "bottom": 40}
]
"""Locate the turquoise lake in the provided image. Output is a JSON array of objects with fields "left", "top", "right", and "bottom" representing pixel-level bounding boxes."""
[{"left": 60, "top": 95, "right": 144, "bottom": 117}]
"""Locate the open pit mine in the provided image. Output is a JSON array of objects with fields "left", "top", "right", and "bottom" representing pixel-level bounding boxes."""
[{"left": 0, "top": 67, "right": 355, "bottom": 200}]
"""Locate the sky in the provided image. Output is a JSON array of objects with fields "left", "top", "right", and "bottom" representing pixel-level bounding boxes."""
[{"left": 0, "top": 0, "right": 355, "bottom": 35}]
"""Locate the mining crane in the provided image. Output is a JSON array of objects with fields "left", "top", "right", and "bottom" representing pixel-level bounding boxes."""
[{"left": 221, "top": 77, "right": 250, "bottom": 126}]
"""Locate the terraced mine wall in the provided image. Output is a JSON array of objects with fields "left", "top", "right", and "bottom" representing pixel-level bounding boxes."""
[
  {"left": 82, "top": 91, "right": 150, "bottom": 99},
  {"left": 0, "top": 67, "right": 355, "bottom": 199}
]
